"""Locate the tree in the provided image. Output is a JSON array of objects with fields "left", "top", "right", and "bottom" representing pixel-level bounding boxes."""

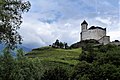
[
  {"left": 0, "top": 48, "right": 15, "bottom": 80},
  {"left": 64, "top": 42, "right": 69, "bottom": 49},
  {"left": 59, "top": 42, "right": 64, "bottom": 48},
  {"left": 0, "top": 0, "right": 31, "bottom": 49},
  {"left": 54, "top": 39, "right": 60, "bottom": 47},
  {"left": 0, "top": 49, "right": 43, "bottom": 80},
  {"left": 41, "top": 67, "right": 69, "bottom": 80},
  {"left": 71, "top": 61, "right": 93, "bottom": 80},
  {"left": 79, "top": 51, "right": 97, "bottom": 63},
  {"left": 98, "top": 64, "right": 120, "bottom": 80}
]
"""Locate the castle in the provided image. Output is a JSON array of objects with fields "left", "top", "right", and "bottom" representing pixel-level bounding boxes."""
[{"left": 80, "top": 20, "right": 110, "bottom": 45}]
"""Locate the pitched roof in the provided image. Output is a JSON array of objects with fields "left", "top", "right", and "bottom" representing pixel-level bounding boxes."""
[
  {"left": 89, "top": 26, "right": 106, "bottom": 31},
  {"left": 81, "top": 20, "right": 88, "bottom": 25}
]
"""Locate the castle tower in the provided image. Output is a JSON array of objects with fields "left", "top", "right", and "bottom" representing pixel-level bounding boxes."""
[{"left": 81, "top": 20, "right": 88, "bottom": 32}]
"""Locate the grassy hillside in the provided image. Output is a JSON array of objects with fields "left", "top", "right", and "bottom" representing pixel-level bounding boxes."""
[{"left": 26, "top": 46, "right": 82, "bottom": 70}]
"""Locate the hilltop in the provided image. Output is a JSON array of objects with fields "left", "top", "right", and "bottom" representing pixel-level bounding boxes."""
[{"left": 26, "top": 46, "right": 82, "bottom": 70}]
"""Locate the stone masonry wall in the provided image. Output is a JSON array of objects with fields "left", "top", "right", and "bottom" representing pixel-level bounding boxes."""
[
  {"left": 81, "top": 28, "right": 106, "bottom": 41},
  {"left": 98, "top": 36, "right": 110, "bottom": 45}
]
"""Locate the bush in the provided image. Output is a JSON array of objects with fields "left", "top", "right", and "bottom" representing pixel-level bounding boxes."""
[
  {"left": 79, "top": 51, "right": 96, "bottom": 63},
  {"left": 0, "top": 49, "right": 14, "bottom": 80},
  {"left": 78, "top": 75, "right": 90, "bottom": 80},
  {"left": 41, "top": 67, "right": 69, "bottom": 80},
  {"left": 98, "top": 64, "right": 120, "bottom": 80},
  {"left": 0, "top": 49, "right": 43, "bottom": 80},
  {"left": 99, "top": 44, "right": 117, "bottom": 53},
  {"left": 71, "top": 61, "right": 93, "bottom": 80},
  {"left": 97, "top": 49, "right": 120, "bottom": 66},
  {"left": 70, "top": 39, "right": 99, "bottom": 49},
  {"left": 71, "top": 61, "right": 120, "bottom": 80}
]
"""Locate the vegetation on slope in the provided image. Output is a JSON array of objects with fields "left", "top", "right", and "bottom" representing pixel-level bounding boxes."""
[
  {"left": 71, "top": 44, "right": 120, "bottom": 80},
  {"left": 1, "top": 44, "right": 120, "bottom": 80},
  {"left": 26, "top": 46, "right": 82, "bottom": 70}
]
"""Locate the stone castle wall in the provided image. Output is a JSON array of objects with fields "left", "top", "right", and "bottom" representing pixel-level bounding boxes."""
[
  {"left": 98, "top": 36, "right": 110, "bottom": 45},
  {"left": 81, "top": 28, "right": 106, "bottom": 41},
  {"left": 110, "top": 41, "right": 120, "bottom": 46}
]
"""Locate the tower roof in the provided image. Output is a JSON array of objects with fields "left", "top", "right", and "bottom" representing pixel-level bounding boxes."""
[{"left": 81, "top": 20, "right": 88, "bottom": 25}]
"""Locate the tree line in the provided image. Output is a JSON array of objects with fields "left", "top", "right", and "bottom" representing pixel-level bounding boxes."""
[{"left": 51, "top": 39, "right": 69, "bottom": 49}]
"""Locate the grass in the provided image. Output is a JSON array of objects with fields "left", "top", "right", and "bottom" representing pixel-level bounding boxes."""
[{"left": 26, "top": 46, "right": 82, "bottom": 70}]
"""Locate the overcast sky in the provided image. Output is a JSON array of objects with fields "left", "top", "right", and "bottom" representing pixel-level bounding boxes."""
[{"left": 19, "top": 0, "right": 120, "bottom": 49}]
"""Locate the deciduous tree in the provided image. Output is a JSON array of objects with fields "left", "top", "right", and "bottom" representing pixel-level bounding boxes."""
[{"left": 0, "top": 0, "right": 31, "bottom": 49}]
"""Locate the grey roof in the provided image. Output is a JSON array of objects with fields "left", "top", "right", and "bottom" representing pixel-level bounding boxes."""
[
  {"left": 89, "top": 26, "right": 106, "bottom": 31},
  {"left": 81, "top": 20, "right": 88, "bottom": 25}
]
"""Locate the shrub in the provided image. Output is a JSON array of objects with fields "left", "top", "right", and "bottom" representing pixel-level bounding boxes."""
[
  {"left": 41, "top": 66, "right": 69, "bottom": 80},
  {"left": 79, "top": 51, "right": 96, "bottom": 63},
  {"left": 0, "top": 49, "right": 43, "bottom": 80},
  {"left": 70, "top": 61, "right": 93, "bottom": 80},
  {"left": 99, "top": 44, "right": 117, "bottom": 53}
]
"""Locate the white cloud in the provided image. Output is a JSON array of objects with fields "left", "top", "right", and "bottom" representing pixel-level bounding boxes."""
[
  {"left": 107, "top": 23, "right": 120, "bottom": 41},
  {"left": 18, "top": 0, "right": 120, "bottom": 49},
  {"left": 95, "top": 17, "right": 112, "bottom": 25}
]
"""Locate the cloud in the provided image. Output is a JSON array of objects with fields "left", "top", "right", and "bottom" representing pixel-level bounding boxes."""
[
  {"left": 38, "top": 10, "right": 62, "bottom": 24},
  {"left": 95, "top": 17, "right": 112, "bottom": 25},
  {"left": 19, "top": 0, "right": 120, "bottom": 49}
]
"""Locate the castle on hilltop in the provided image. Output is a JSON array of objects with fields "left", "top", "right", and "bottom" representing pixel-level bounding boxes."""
[{"left": 80, "top": 20, "right": 110, "bottom": 45}]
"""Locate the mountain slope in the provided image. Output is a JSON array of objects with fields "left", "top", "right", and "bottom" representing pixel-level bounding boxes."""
[
  {"left": 26, "top": 46, "right": 82, "bottom": 67},
  {"left": 0, "top": 44, "right": 31, "bottom": 56}
]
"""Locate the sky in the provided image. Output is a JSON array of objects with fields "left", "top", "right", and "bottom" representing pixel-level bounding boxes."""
[{"left": 19, "top": 0, "right": 120, "bottom": 49}]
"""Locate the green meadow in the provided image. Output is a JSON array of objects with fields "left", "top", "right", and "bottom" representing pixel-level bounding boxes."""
[{"left": 26, "top": 46, "right": 82, "bottom": 70}]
